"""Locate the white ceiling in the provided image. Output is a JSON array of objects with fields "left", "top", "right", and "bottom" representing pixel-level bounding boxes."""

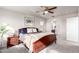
[{"left": 0, "top": 6, "right": 79, "bottom": 19}]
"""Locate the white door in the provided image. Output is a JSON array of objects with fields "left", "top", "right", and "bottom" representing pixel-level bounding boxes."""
[{"left": 66, "top": 17, "right": 78, "bottom": 42}]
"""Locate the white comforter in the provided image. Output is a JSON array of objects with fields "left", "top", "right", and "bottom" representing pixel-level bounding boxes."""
[{"left": 21, "top": 32, "right": 54, "bottom": 52}]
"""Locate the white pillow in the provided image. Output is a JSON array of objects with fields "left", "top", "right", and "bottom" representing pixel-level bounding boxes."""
[
  {"left": 27, "top": 28, "right": 32, "bottom": 33},
  {"left": 32, "top": 29, "right": 37, "bottom": 32}
]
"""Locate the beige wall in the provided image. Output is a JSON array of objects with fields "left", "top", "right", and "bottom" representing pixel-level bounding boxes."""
[{"left": 0, "top": 8, "right": 46, "bottom": 31}]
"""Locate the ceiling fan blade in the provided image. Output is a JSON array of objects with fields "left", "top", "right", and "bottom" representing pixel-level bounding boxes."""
[
  {"left": 48, "top": 11, "right": 54, "bottom": 13},
  {"left": 48, "top": 7, "right": 57, "bottom": 10}
]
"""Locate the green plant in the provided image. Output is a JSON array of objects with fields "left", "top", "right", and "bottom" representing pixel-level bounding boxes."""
[{"left": 0, "top": 24, "right": 9, "bottom": 39}]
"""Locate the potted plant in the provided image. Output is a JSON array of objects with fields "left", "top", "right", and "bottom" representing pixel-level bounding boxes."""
[{"left": 0, "top": 24, "right": 9, "bottom": 39}]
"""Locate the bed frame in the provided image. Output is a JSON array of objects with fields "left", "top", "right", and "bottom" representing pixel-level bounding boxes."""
[
  {"left": 32, "top": 34, "right": 56, "bottom": 53},
  {"left": 7, "top": 34, "right": 56, "bottom": 53}
]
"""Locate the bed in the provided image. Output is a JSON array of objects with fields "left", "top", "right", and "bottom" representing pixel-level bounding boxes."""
[{"left": 19, "top": 27, "right": 56, "bottom": 53}]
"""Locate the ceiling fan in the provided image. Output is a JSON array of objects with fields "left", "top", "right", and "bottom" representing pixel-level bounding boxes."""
[{"left": 36, "top": 6, "right": 57, "bottom": 15}]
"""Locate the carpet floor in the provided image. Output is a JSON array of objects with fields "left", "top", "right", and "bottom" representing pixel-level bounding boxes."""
[{"left": 0, "top": 39, "right": 79, "bottom": 53}]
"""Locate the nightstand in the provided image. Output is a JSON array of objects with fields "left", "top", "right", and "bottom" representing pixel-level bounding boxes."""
[{"left": 7, "top": 36, "right": 20, "bottom": 48}]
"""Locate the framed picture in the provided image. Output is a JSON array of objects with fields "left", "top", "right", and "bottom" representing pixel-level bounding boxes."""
[{"left": 24, "top": 16, "right": 35, "bottom": 26}]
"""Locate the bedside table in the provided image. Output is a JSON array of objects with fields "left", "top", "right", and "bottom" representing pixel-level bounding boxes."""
[{"left": 7, "top": 36, "right": 20, "bottom": 48}]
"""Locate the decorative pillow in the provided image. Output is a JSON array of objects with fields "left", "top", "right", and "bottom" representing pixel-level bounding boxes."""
[
  {"left": 32, "top": 28, "right": 37, "bottom": 32},
  {"left": 19, "top": 28, "right": 27, "bottom": 34},
  {"left": 27, "top": 28, "right": 32, "bottom": 33}
]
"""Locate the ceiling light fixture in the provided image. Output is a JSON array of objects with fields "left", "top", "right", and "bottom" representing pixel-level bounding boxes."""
[{"left": 44, "top": 11, "right": 48, "bottom": 14}]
